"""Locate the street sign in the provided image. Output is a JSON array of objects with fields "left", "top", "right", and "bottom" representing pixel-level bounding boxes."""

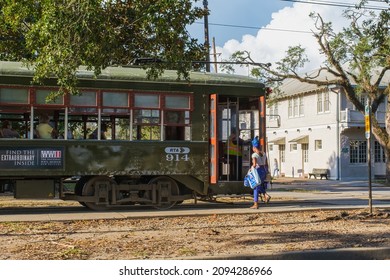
[
  {"left": 365, "top": 101, "right": 373, "bottom": 214},
  {"left": 365, "top": 104, "right": 370, "bottom": 139}
]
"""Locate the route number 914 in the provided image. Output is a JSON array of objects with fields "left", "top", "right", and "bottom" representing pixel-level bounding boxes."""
[
  {"left": 166, "top": 153, "right": 189, "bottom": 162},
  {"left": 164, "top": 147, "right": 190, "bottom": 162}
]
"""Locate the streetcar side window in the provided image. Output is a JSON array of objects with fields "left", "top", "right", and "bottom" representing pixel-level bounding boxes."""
[
  {"left": 102, "top": 91, "right": 129, "bottom": 114},
  {"left": 35, "top": 89, "right": 64, "bottom": 105},
  {"left": 164, "top": 95, "right": 191, "bottom": 141},
  {"left": 132, "top": 93, "right": 192, "bottom": 141},
  {"left": 134, "top": 94, "right": 159, "bottom": 108},
  {"left": 69, "top": 91, "right": 97, "bottom": 109},
  {"left": 0, "top": 88, "right": 29, "bottom": 138},
  {"left": 0, "top": 88, "right": 29, "bottom": 104},
  {"left": 133, "top": 109, "right": 161, "bottom": 140},
  {"left": 0, "top": 86, "right": 193, "bottom": 141}
]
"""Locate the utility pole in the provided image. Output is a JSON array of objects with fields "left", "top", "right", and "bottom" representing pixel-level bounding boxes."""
[
  {"left": 212, "top": 37, "right": 218, "bottom": 73},
  {"left": 203, "top": 0, "right": 210, "bottom": 72},
  {"left": 365, "top": 98, "right": 373, "bottom": 214}
]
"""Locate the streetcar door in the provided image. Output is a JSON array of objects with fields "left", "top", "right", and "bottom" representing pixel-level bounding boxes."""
[
  {"left": 218, "top": 97, "right": 241, "bottom": 181},
  {"left": 216, "top": 96, "right": 260, "bottom": 182},
  {"left": 210, "top": 94, "right": 218, "bottom": 184}
]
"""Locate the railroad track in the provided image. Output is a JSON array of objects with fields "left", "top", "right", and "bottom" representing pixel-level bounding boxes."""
[{"left": 0, "top": 198, "right": 379, "bottom": 222}]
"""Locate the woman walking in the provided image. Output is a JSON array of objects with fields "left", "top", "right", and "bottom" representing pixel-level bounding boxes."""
[
  {"left": 250, "top": 137, "right": 271, "bottom": 209},
  {"left": 273, "top": 158, "right": 279, "bottom": 178}
]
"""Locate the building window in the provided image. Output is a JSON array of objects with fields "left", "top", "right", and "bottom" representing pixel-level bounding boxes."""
[
  {"left": 302, "top": 143, "right": 309, "bottom": 162},
  {"left": 315, "top": 140, "right": 322, "bottom": 151},
  {"left": 290, "top": 143, "right": 297, "bottom": 152},
  {"left": 274, "top": 103, "right": 278, "bottom": 119},
  {"left": 350, "top": 140, "right": 367, "bottom": 164},
  {"left": 317, "top": 92, "right": 331, "bottom": 113},
  {"left": 324, "top": 92, "right": 330, "bottom": 112},
  {"left": 351, "top": 95, "right": 367, "bottom": 111},
  {"left": 374, "top": 141, "right": 386, "bottom": 163},
  {"left": 269, "top": 102, "right": 278, "bottom": 120},
  {"left": 359, "top": 95, "right": 367, "bottom": 107},
  {"left": 299, "top": 96, "right": 304, "bottom": 116},
  {"left": 317, "top": 93, "right": 323, "bottom": 113},
  {"left": 269, "top": 105, "right": 274, "bottom": 119},
  {"left": 293, "top": 97, "right": 298, "bottom": 117},
  {"left": 288, "top": 96, "right": 303, "bottom": 118},
  {"left": 280, "top": 145, "right": 285, "bottom": 163}
]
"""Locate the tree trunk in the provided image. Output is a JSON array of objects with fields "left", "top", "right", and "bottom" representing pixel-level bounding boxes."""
[
  {"left": 371, "top": 99, "right": 390, "bottom": 184},
  {"left": 386, "top": 148, "right": 390, "bottom": 185},
  {"left": 385, "top": 100, "right": 390, "bottom": 184}
]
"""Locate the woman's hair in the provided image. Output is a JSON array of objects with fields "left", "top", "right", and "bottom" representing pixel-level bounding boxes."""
[
  {"left": 2, "top": 120, "right": 10, "bottom": 128},
  {"left": 39, "top": 114, "right": 50, "bottom": 123}
]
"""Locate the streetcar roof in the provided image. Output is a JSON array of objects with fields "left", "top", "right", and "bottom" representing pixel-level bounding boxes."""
[{"left": 0, "top": 61, "right": 264, "bottom": 88}]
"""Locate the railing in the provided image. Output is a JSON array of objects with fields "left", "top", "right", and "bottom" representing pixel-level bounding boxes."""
[
  {"left": 266, "top": 115, "right": 280, "bottom": 128},
  {"left": 340, "top": 108, "right": 385, "bottom": 124}
]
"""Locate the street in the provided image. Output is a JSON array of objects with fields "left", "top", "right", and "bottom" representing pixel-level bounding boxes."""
[{"left": 0, "top": 178, "right": 389, "bottom": 222}]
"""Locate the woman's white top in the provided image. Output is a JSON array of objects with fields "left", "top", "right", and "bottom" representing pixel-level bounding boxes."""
[{"left": 252, "top": 152, "right": 267, "bottom": 166}]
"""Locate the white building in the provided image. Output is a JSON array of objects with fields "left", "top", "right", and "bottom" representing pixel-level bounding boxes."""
[{"left": 266, "top": 71, "right": 389, "bottom": 180}]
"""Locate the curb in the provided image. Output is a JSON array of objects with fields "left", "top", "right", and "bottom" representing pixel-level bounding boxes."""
[{"left": 196, "top": 247, "right": 390, "bottom": 260}]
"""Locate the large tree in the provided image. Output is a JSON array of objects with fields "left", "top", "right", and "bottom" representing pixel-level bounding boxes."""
[
  {"left": 225, "top": 1, "right": 390, "bottom": 181},
  {"left": 0, "top": 0, "right": 206, "bottom": 96}
]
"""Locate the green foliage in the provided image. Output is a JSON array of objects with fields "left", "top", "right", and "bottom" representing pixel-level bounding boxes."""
[
  {"left": 0, "top": 0, "right": 206, "bottom": 95},
  {"left": 275, "top": 45, "right": 309, "bottom": 74},
  {"left": 225, "top": 2, "right": 389, "bottom": 109}
]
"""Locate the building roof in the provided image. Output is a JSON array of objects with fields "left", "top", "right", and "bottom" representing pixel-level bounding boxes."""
[
  {"left": 268, "top": 137, "right": 286, "bottom": 145},
  {"left": 275, "top": 67, "right": 389, "bottom": 98},
  {"left": 288, "top": 135, "right": 309, "bottom": 144},
  {"left": 0, "top": 61, "right": 264, "bottom": 88}
]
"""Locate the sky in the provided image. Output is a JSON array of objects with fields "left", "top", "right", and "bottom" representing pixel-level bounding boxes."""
[{"left": 187, "top": 0, "right": 389, "bottom": 75}]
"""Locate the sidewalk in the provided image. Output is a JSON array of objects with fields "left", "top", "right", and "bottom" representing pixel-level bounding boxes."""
[
  {"left": 270, "top": 176, "right": 387, "bottom": 185},
  {"left": 270, "top": 176, "right": 389, "bottom": 190}
]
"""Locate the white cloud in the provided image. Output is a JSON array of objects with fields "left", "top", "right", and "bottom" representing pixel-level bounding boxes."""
[{"left": 216, "top": 3, "right": 357, "bottom": 75}]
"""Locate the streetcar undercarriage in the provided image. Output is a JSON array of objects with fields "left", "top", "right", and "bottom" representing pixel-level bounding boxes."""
[{"left": 61, "top": 175, "right": 193, "bottom": 210}]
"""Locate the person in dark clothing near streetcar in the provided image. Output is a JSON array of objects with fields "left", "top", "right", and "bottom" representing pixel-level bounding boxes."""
[{"left": 227, "top": 129, "right": 244, "bottom": 180}]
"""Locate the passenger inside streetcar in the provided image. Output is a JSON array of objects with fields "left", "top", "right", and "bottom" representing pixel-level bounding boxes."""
[
  {"left": 89, "top": 122, "right": 108, "bottom": 139},
  {"left": 36, "top": 114, "right": 57, "bottom": 139},
  {"left": 0, "top": 120, "right": 20, "bottom": 138}
]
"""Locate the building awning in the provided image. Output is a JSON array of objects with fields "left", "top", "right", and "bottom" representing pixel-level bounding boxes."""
[
  {"left": 288, "top": 135, "right": 309, "bottom": 144},
  {"left": 268, "top": 137, "right": 286, "bottom": 145}
]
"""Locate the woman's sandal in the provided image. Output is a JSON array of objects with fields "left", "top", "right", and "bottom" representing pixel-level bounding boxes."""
[
  {"left": 266, "top": 196, "right": 271, "bottom": 203},
  {"left": 249, "top": 203, "right": 259, "bottom": 209}
]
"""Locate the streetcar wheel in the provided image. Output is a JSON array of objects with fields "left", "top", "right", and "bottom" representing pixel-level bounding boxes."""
[
  {"left": 82, "top": 176, "right": 116, "bottom": 211},
  {"left": 74, "top": 176, "right": 91, "bottom": 207},
  {"left": 148, "top": 176, "right": 179, "bottom": 210}
]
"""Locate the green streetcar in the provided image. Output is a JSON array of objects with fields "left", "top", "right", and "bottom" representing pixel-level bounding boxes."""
[{"left": 0, "top": 61, "right": 266, "bottom": 210}]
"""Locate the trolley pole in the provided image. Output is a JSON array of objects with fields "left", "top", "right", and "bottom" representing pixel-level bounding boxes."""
[
  {"left": 212, "top": 37, "right": 218, "bottom": 73},
  {"left": 365, "top": 99, "right": 372, "bottom": 214},
  {"left": 203, "top": 0, "right": 210, "bottom": 72}
]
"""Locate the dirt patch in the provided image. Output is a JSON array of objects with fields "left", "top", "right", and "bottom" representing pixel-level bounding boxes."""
[{"left": 1, "top": 208, "right": 390, "bottom": 260}]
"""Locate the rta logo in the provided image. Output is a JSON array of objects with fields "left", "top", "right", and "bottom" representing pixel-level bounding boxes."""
[{"left": 41, "top": 150, "right": 62, "bottom": 158}]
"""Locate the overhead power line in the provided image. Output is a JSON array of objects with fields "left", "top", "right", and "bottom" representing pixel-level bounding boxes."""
[
  {"left": 194, "top": 22, "right": 312, "bottom": 34},
  {"left": 280, "top": 0, "right": 389, "bottom": 10},
  {"left": 194, "top": 1, "right": 388, "bottom": 36}
]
